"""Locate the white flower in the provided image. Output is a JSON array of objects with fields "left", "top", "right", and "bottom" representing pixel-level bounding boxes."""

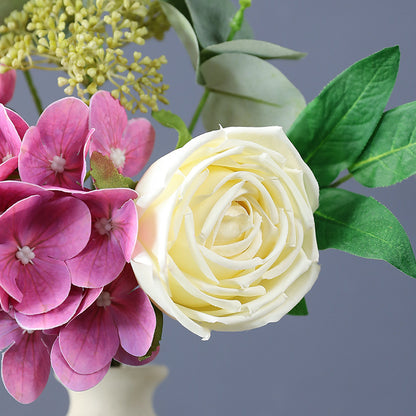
[{"left": 131, "top": 126, "right": 320, "bottom": 339}]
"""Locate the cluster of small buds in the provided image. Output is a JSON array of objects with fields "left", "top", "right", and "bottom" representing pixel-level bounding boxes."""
[{"left": 0, "top": 0, "right": 170, "bottom": 112}]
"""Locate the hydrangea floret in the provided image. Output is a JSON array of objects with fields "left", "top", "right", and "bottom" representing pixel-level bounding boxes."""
[{"left": 0, "top": 0, "right": 170, "bottom": 112}]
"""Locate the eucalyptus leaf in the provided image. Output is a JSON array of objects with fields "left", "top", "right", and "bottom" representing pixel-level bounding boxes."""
[
  {"left": 201, "top": 39, "right": 306, "bottom": 62},
  {"left": 288, "top": 46, "right": 400, "bottom": 187},
  {"left": 350, "top": 101, "right": 416, "bottom": 187},
  {"left": 288, "top": 297, "right": 308, "bottom": 316},
  {"left": 152, "top": 109, "right": 192, "bottom": 148},
  {"left": 0, "top": 0, "right": 27, "bottom": 23},
  {"left": 315, "top": 188, "right": 416, "bottom": 278},
  {"left": 184, "top": 0, "right": 253, "bottom": 48},
  {"left": 200, "top": 53, "right": 305, "bottom": 131},
  {"left": 159, "top": 1, "right": 199, "bottom": 69}
]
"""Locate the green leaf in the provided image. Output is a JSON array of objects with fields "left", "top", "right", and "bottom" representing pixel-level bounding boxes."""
[
  {"left": 349, "top": 101, "right": 416, "bottom": 187},
  {"left": 159, "top": 1, "right": 199, "bottom": 69},
  {"left": 0, "top": 0, "right": 27, "bottom": 23},
  {"left": 201, "top": 39, "right": 306, "bottom": 63},
  {"left": 200, "top": 53, "right": 305, "bottom": 131},
  {"left": 288, "top": 46, "right": 400, "bottom": 187},
  {"left": 90, "top": 152, "right": 137, "bottom": 190},
  {"left": 184, "top": 0, "right": 253, "bottom": 48},
  {"left": 152, "top": 109, "right": 192, "bottom": 148},
  {"left": 288, "top": 297, "right": 308, "bottom": 316},
  {"left": 315, "top": 188, "right": 416, "bottom": 278},
  {"left": 139, "top": 304, "right": 163, "bottom": 361}
]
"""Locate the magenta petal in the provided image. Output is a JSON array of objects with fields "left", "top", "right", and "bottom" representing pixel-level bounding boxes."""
[
  {"left": 19, "top": 97, "right": 89, "bottom": 189},
  {"left": 110, "top": 287, "right": 155, "bottom": 357},
  {"left": 0, "top": 287, "right": 10, "bottom": 312},
  {"left": 1, "top": 331, "right": 50, "bottom": 404},
  {"left": 0, "top": 68, "right": 16, "bottom": 104},
  {"left": 121, "top": 118, "right": 155, "bottom": 176},
  {"left": 0, "top": 180, "right": 53, "bottom": 215},
  {"left": 76, "top": 287, "right": 102, "bottom": 316},
  {"left": 111, "top": 199, "right": 138, "bottom": 262},
  {"left": 0, "top": 156, "right": 17, "bottom": 181},
  {"left": 13, "top": 257, "right": 71, "bottom": 315},
  {"left": 114, "top": 345, "right": 159, "bottom": 366},
  {"left": 0, "top": 312, "right": 22, "bottom": 349},
  {"left": 59, "top": 305, "right": 119, "bottom": 374},
  {"left": 6, "top": 108, "right": 29, "bottom": 138},
  {"left": 81, "top": 128, "right": 94, "bottom": 189},
  {"left": 89, "top": 90, "right": 127, "bottom": 153},
  {"left": 51, "top": 339, "right": 110, "bottom": 391},
  {"left": 15, "top": 286, "right": 83, "bottom": 330}
]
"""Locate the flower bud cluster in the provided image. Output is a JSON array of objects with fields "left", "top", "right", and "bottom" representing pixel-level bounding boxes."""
[{"left": 0, "top": 0, "right": 170, "bottom": 112}]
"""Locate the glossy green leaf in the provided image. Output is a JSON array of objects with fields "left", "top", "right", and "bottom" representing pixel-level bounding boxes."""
[
  {"left": 201, "top": 39, "right": 306, "bottom": 62},
  {"left": 184, "top": 0, "right": 253, "bottom": 48},
  {"left": 288, "top": 46, "right": 400, "bottom": 187},
  {"left": 0, "top": 0, "right": 26, "bottom": 23},
  {"left": 350, "top": 101, "right": 416, "bottom": 187},
  {"left": 90, "top": 152, "right": 137, "bottom": 190},
  {"left": 200, "top": 53, "right": 305, "bottom": 131},
  {"left": 152, "top": 109, "right": 192, "bottom": 148},
  {"left": 288, "top": 297, "right": 308, "bottom": 316},
  {"left": 315, "top": 188, "right": 416, "bottom": 278},
  {"left": 159, "top": 1, "right": 199, "bottom": 69}
]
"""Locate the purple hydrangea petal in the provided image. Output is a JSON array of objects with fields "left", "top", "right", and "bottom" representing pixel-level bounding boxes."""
[
  {"left": 51, "top": 339, "right": 110, "bottom": 391},
  {"left": 15, "top": 286, "right": 83, "bottom": 330},
  {"left": 114, "top": 345, "right": 159, "bottom": 366},
  {"left": 120, "top": 118, "right": 155, "bottom": 177},
  {"left": 75, "top": 287, "right": 103, "bottom": 316},
  {"left": 0, "top": 311, "right": 22, "bottom": 349},
  {"left": 5, "top": 108, "right": 28, "bottom": 138},
  {"left": 1, "top": 331, "right": 50, "bottom": 403},
  {"left": 0, "top": 67, "right": 16, "bottom": 104},
  {"left": 59, "top": 304, "right": 119, "bottom": 374},
  {"left": 107, "top": 266, "right": 155, "bottom": 357},
  {"left": 19, "top": 97, "right": 89, "bottom": 189},
  {"left": 12, "top": 257, "right": 71, "bottom": 315}
]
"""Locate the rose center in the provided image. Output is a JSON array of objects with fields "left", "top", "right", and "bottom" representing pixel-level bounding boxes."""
[
  {"left": 94, "top": 217, "right": 113, "bottom": 235},
  {"left": 110, "top": 147, "right": 126, "bottom": 169},
  {"left": 216, "top": 202, "right": 251, "bottom": 244},
  {"left": 96, "top": 291, "right": 112, "bottom": 307},
  {"left": 16, "top": 245, "right": 35, "bottom": 265},
  {"left": 2, "top": 153, "right": 13, "bottom": 163},
  {"left": 50, "top": 155, "right": 66, "bottom": 173}
]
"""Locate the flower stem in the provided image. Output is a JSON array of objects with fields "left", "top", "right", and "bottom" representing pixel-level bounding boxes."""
[
  {"left": 23, "top": 70, "right": 43, "bottom": 115},
  {"left": 330, "top": 172, "right": 354, "bottom": 188},
  {"left": 188, "top": 88, "right": 209, "bottom": 134}
]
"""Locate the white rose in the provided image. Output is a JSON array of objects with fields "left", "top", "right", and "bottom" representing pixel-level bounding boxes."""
[{"left": 131, "top": 126, "right": 320, "bottom": 340}]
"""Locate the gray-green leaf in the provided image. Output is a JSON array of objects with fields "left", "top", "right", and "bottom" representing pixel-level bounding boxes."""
[
  {"left": 350, "top": 101, "right": 416, "bottom": 187},
  {"left": 152, "top": 109, "right": 192, "bottom": 149},
  {"left": 159, "top": 1, "right": 199, "bottom": 69},
  {"left": 200, "top": 53, "right": 305, "bottom": 131},
  {"left": 288, "top": 297, "right": 308, "bottom": 316},
  {"left": 184, "top": 0, "right": 253, "bottom": 48},
  {"left": 288, "top": 46, "right": 400, "bottom": 187},
  {"left": 201, "top": 39, "right": 306, "bottom": 62},
  {"left": 315, "top": 188, "right": 416, "bottom": 278}
]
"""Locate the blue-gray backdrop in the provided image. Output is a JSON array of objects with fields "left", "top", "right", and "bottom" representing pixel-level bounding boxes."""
[{"left": 2, "top": 0, "right": 416, "bottom": 414}]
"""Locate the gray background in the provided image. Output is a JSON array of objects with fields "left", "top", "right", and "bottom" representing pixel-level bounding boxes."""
[{"left": 2, "top": 0, "right": 416, "bottom": 414}]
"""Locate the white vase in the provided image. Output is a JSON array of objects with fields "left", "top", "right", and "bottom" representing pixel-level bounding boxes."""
[{"left": 65, "top": 365, "right": 168, "bottom": 416}]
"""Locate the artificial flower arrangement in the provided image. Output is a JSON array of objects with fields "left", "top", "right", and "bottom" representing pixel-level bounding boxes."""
[{"left": 0, "top": 0, "right": 415, "bottom": 410}]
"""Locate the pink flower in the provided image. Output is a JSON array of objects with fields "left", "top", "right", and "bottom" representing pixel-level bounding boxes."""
[
  {"left": 66, "top": 187, "right": 138, "bottom": 288},
  {"left": 18, "top": 97, "right": 93, "bottom": 189},
  {"left": 52, "top": 264, "right": 156, "bottom": 391},
  {"left": 0, "top": 106, "right": 28, "bottom": 181},
  {"left": 0, "top": 190, "right": 91, "bottom": 315},
  {"left": 0, "top": 66, "right": 16, "bottom": 104},
  {"left": 89, "top": 91, "right": 155, "bottom": 177},
  {"left": 0, "top": 312, "right": 51, "bottom": 403}
]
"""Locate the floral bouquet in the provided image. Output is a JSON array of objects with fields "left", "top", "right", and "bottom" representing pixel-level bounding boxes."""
[{"left": 0, "top": 0, "right": 415, "bottom": 413}]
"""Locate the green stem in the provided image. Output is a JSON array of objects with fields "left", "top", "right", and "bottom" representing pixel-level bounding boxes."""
[
  {"left": 188, "top": 88, "right": 209, "bottom": 134},
  {"left": 23, "top": 70, "right": 43, "bottom": 115},
  {"left": 330, "top": 172, "right": 354, "bottom": 188}
]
